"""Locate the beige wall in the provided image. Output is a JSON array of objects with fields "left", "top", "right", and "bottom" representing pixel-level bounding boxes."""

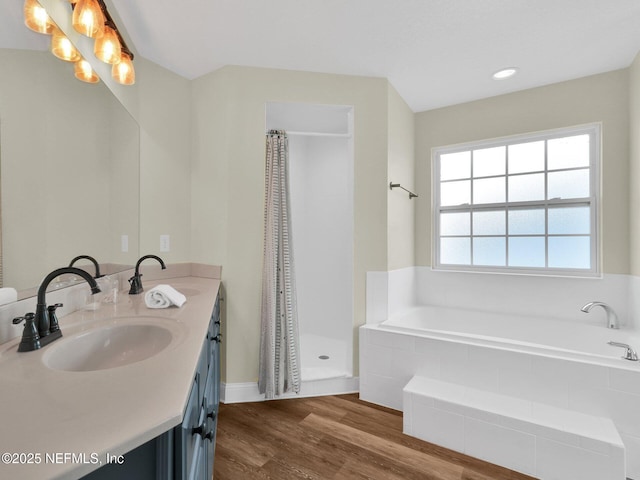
[
  {"left": 75, "top": 57, "right": 192, "bottom": 265},
  {"left": 191, "top": 66, "right": 390, "bottom": 383},
  {"left": 387, "top": 86, "right": 416, "bottom": 270},
  {"left": 134, "top": 59, "right": 192, "bottom": 263},
  {"left": 630, "top": 53, "right": 640, "bottom": 275},
  {"left": 415, "top": 70, "right": 630, "bottom": 274}
]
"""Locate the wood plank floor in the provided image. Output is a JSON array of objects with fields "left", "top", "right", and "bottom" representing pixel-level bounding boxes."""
[{"left": 213, "top": 394, "right": 536, "bottom": 480}]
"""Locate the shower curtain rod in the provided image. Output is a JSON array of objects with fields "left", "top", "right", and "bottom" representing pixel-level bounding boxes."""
[{"left": 268, "top": 130, "right": 352, "bottom": 138}]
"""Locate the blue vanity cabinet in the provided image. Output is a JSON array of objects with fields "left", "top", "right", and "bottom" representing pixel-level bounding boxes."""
[
  {"left": 177, "top": 295, "right": 221, "bottom": 480},
  {"left": 81, "top": 294, "right": 221, "bottom": 480}
]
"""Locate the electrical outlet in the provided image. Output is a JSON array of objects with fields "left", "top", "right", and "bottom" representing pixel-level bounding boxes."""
[
  {"left": 160, "top": 234, "right": 170, "bottom": 252},
  {"left": 121, "top": 235, "right": 128, "bottom": 252}
]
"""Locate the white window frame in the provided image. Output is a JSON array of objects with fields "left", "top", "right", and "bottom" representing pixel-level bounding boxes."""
[{"left": 432, "top": 123, "right": 601, "bottom": 277}]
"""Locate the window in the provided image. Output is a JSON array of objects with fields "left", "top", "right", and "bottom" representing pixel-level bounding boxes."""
[{"left": 433, "top": 124, "right": 600, "bottom": 276}]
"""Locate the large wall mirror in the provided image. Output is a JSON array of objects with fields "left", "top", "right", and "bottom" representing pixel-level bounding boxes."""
[{"left": 0, "top": 4, "right": 139, "bottom": 299}]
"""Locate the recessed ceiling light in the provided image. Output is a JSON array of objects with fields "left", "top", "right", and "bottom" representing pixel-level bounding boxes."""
[{"left": 492, "top": 67, "right": 518, "bottom": 80}]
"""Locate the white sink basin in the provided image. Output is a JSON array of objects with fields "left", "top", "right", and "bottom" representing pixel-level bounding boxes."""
[{"left": 43, "top": 320, "right": 178, "bottom": 372}]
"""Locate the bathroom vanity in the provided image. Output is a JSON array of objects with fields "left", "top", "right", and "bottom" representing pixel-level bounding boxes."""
[{"left": 0, "top": 265, "right": 221, "bottom": 480}]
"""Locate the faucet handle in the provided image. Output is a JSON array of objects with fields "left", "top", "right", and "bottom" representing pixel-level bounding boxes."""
[
  {"left": 607, "top": 341, "right": 639, "bottom": 361},
  {"left": 13, "top": 313, "right": 41, "bottom": 352},
  {"left": 12, "top": 312, "right": 36, "bottom": 325},
  {"left": 47, "top": 304, "right": 63, "bottom": 333}
]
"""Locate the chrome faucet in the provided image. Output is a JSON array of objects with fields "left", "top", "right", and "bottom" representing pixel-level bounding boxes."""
[
  {"left": 128, "top": 255, "right": 166, "bottom": 295},
  {"left": 580, "top": 301, "right": 619, "bottom": 329},
  {"left": 69, "top": 255, "right": 104, "bottom": 279},
  {"left": 12, "top": 267, "right": 101, "bottom": 352}
]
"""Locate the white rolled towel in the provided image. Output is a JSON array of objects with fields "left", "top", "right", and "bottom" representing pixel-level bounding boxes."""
[{"left": 144, "top": 284, "right": 187, "bottom": 309}]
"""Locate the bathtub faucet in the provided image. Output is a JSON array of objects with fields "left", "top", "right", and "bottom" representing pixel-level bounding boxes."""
[{"left": 580, "top": 301, "right": 619, "bottom": 329}]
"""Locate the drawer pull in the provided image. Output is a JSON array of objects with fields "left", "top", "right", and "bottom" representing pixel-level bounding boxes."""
[{"left": 192, "top": 420, "right": 214, "bottom": 441}]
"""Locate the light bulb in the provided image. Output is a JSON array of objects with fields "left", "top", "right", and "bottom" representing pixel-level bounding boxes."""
[
  {"left": 74, "top": 59, "right": 100, "bottom": 83},
  {"left": 492, "top": 68, "right": 518, "bottom": 80},
  {"left": 112, "top": 53, "right": 135, "bottom": 85},
  {"left": 51, "top": 27, "right": 81, "bottom": 62},
  {"left": 72, "top": 0, "right": 105, "bottom": 38},
  {"left": 94, "top": 25, "right": 121, "bottom": 64},
  {"left": 24, "top": 0, "right": 53, "bottom": 34}
]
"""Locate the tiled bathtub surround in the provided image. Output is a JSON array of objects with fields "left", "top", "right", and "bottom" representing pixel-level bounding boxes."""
[
  {"left": 366, "top": 267, "right": 635, "bottom": 328},
  {"left": 404, "top": 376, "right": 625, "bottom": 480},
  {"left": 362, "top": 267, "right": 640, "bottom": 479}
]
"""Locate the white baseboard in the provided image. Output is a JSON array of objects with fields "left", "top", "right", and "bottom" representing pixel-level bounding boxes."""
[{"left": 221, "top": 376, "right": 359, "bottom": 404}]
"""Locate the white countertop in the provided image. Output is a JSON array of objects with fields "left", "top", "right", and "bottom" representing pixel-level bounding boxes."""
[{"left": 0, "top": 274, "right": 220, "bottom": 480}]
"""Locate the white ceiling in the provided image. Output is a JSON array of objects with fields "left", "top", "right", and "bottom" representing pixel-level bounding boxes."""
[{"left": 4, "top": 1, "right": 640, "bottom": 112}]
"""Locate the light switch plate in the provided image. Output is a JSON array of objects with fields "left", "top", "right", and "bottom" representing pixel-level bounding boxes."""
[{"left": 160, "top": 234, "right": 170, "bottom": 252}]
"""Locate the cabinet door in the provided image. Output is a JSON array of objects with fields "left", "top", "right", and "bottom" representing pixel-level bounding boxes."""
[
  {"left": 208, "top": 295, "right": 221, "bottom": 369},
  {"left": 190, "top": 439, "right": 207, "bottom": 480},
  {"left": 209, "top": 296, "right": 221, "bottom": 408},
  {"left": 187, "top": 408, "right": 206, "bottom": 480},
  {"left": 196, "top": 338, "right": 208, "bottom": 406},
  {"left": 176, "top": 382, "right": 200, "bottom": 480},
  {"left": 211, "top": 337, "right": 220, "bottom": 412},
  {"left": 204, "top": 416, "right": 216, "bottom": 479},
  {"left": 205, "top": 303, "right": 220, "bottom": 475},
  {"left": 203, "top": 353, "right": 217, "bottom": 474}
]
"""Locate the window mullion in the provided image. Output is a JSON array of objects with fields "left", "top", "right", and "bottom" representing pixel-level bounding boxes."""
[
  {"left": 505, "top": 145, "right": 510, "bottom": 267},
  {"left": 470, "top": 150, "right": 474, "bottom": 265},
  {"left": 544, "top": 138, "right": 549, "bottom": 268}
]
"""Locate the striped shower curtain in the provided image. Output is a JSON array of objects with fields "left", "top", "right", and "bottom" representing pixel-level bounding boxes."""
[{"left": 258, "top": 130, "right": 301, "bottom": 399}]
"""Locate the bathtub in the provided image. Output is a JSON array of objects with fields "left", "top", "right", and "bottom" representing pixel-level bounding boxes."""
[
  {"left": 380, "top": 305, "right": 640, "bottom": 367},
  {"left": 359, "top": 305, "right": 640, "bottom": 478}
]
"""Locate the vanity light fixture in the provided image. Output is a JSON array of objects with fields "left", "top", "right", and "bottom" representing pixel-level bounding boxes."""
[
  {"left": 492, "top": 67, "right": 518, "bottom": 80},
  {"left": 23, "top": 0, "right": 135, "bottom": 86},
  {"left": 24, "top": 0, "right": 54, "bottom": 34},
  {"left": 74, "top": 58, "right": 100, "bottom": 83}
]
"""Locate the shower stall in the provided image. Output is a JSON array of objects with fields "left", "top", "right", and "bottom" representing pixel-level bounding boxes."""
[{"left": 266, "top": 102, "right": 354, "bottom": 383}]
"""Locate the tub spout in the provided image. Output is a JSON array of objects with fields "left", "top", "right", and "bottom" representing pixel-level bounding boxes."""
[{"left": 581, "top": 301, "right": 619, "bottom": 329}]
